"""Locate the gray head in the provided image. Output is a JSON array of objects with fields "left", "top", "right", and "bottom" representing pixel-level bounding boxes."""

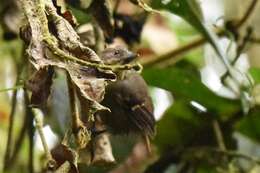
[{"left": 100, "top": 46, "right": 138, "bottom": 65}]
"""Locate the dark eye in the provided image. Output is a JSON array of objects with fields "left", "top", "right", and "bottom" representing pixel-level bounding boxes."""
[{"left": 114, "top": 50, "right": 120, "bottom": 56}]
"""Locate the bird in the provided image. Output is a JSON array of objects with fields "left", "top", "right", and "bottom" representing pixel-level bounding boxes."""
[{"left": 97, "top": 46, "right": 156, "bottom": 152}]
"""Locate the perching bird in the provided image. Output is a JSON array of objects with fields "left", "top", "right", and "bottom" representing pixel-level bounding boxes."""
[{"left": 98, "top": 47, "right": 156, "bottom": 152}]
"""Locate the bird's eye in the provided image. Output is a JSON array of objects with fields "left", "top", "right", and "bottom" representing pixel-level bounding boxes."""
[{"left": 114, "top": 50, "right": 120, "bottom": 56}]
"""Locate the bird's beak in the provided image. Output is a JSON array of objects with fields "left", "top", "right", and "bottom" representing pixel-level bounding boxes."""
[{"left": 123, "top": 52, "right": 138, "bottom": 64}]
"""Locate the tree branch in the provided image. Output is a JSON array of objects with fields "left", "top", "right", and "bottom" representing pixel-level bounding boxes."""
[{"left": 142, "top": 0, "right": 259, "bottom": 68}]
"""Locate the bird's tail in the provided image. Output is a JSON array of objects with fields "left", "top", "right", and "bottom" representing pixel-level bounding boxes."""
[{"left": 143, "top": 134, "right": 152, "bottom": 154}]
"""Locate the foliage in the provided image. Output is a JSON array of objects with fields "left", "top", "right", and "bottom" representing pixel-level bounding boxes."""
[{"left": 0, "top": 0, "right": 260, "bottom": 173}]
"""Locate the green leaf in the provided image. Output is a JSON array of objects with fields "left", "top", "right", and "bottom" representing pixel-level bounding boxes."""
[
  {"left": 236, "top": 108, "right": 260, "bottom": 143},
  {"left": 153, "top": 100, "right": 207, "bottom": 151},
  {"left": 151, "top": 0, "right": 232, "bottom": 71},
  {"left": 143, "top": 68, "right": 239, "bottom": 117},
  {"left": 153, "top": 99, "right": 236, "bottom": 152},
  {"left": 249, "top": 68, "right": 260, "bottom": 84}
]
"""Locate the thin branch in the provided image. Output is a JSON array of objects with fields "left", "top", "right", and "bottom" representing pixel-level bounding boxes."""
[
  {"left": 3, "top": 89, "right": 18, "bottom": 171},
  {"left": 8, "top": 104, "right": 29, "bottom": 167},
  {"left": 141, "top": 36, "right": 206, "bottom": 67},
  {"left": 142, "top": 0, "right": 259, "bottom": 68},
  {"left": 24, "top": 90, "right": 35, "bottom": 173},
  {"left": 212, "top": 120, "right": 226, "bottom": 151},
  {"left": 3, "top": 53, "right": 25, "bottom": 171},
  {"left": 44, "top": 38, "right": 141, "bottom": 71},
  {"left": 249, "top": 37, "right": 260, "bottom": 44},
  {"left": 236, "top": 0, "right": 259, "bottom": 28},
  {"left": 221, "top": 27, "right": 253, "bottom": 82},
  {"left": 188, "top": 147, "right": 260, "bottom": 165},
  {"left": 0, "top": 85, "right": 23, "bottom": 92},
  {"left": 32, "top": 108, "right": 56, "bottom": 170}
]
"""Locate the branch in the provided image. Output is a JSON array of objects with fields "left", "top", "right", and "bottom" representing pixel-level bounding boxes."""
[
  {"left": 32, "top": 108, "right": 56, "bottom": 170},
  {"left": 3, "top": 52, "right": 25, "bottom": 171},
  {"left": 236, "top": 0, "right": 259, "bottom": 28},
  {"left": 212, "top": 120, "right": 226, "bottom": 151},
  {"left": 188, "top": 147, "right": 260, "bottom": 165},
  {"left": 142, "top": 0, "right": 259, "bottom": 68},
  {"left": 3, "top": 89, "right": 18, "bottom": 171}
]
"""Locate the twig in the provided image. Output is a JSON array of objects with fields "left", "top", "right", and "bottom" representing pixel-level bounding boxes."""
[
  {"left": 188, "top": 147, "right": 260, "bottom": 165},
  {"left": 44, "top": 38, "right": 141, "bottom": 71},
  {"left": 0, "top": 85, "right": 23, "bottom": 92},
  {"left": 236, "top": 0, "right": 259, "bottom": 28},
  {"left": 142, "top": 0, "right": 259, "bottom": 68},
  {"left": 221, "top": 27, "right": 253, "bottom": 82},
  {"left": 3, "top": 89, "right": 18, "bottom": 171},
  {"left": 24, "top": 90, "right": 35, "bottom": 173},
  {"left": 249, "top": 37, "right": 260, "bottom": 44},
  {"left": 3, "top": 54, "right": 25, "bottom": 171},
  {"left": 32, "top": 108, "right": 56, "bottom": 170},
  {"left": 141, "top": 36, "right": 206, "bottom": 67},
  {"left": 212, "top": 120, "right": 226, "bottom": 151},
  {"left": 7, "top": 102, "right": 29, "bottom": 167}
]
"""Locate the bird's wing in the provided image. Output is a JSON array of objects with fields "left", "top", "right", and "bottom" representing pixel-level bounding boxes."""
[{"left": 114, "top": 94, "right": 155, "bottom": 137}]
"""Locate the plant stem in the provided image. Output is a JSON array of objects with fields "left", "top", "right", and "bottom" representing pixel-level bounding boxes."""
[
  {"left": 212, "top": 120, "right": 226, "bottom": 151},
  {"left": 24, "top": 90, "right": 35, "bottom": 173},
  {"left": 3, "top": 89, "right": 18, "bottom": 171},
  {"left": 3, "top": 53, "right": 25, "bottom": 171},
  {"left": 32, "top": 108, "right": 56, "bottom": 169},
  {"left": 188, "top": 147, "right": 260, "bottom": 165},
  {"left": 0, "top": 85, "right": 23, "bottom": 92}
]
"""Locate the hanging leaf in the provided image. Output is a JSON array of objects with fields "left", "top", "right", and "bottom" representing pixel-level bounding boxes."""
[
  {"left": 88, "top": 0, "right": 114, "bottom": 41},
  {"left": 27, "top": 66, "right": 54, "bottom": 108},
  {"left": 51, "top": 144, "right": 79, "bottom": 173},
  {"left": 22, "top": 0, "right": 116, "bottom": 113}
]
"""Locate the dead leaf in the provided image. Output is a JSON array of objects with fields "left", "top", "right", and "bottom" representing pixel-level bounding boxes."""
[
  {"left": 89, "top": 0, "right": 114, "bottom": 41},
  {"left": 22, "top": 0, "right": 116, "bottom": 113},
  {"left": 51, "top": 144, "right": 79, "bottom": 173},
  {"left": 27, "top": 66, "right": 54, "bottom": 108}
]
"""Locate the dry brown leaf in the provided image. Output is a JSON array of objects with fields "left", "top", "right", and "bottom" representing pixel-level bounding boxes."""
[
  {"left": 22, "top": 0, "right": 116, "bottom": 113},
  {"left": 89, "top": 0, "right": 114, "bottom": 41},
  {"left": 27, "top": 66, "right": 54, "bottom": 108},
  {"left": 51, "top": 144, "right": 79, "bottom": 173}
]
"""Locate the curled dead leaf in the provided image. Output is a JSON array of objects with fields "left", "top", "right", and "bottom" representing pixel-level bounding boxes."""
[
  {"left": 51, "top": 144, "right": 79, "bottom": 173},
  {"left": 27, "top": 66, "right": 54, "bottom": 108}
]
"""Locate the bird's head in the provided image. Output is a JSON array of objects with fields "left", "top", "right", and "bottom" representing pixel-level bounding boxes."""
[{"left": 100, "top": 46, "right": 138, "bottom": 65}]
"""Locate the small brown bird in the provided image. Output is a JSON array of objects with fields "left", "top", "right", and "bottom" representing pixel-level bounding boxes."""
[{"left": 98, "top": 47, "right": 156, "bottom": 152}]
